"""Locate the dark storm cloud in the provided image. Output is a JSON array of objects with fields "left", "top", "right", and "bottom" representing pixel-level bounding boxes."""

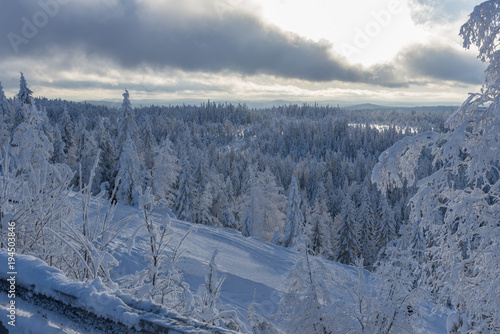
[
  {"left": 0, "top": 0, "right": 484, "bottom": 88},
  {"left": 399, "top": 44, "right": 486, "bottom": 85},
  {"left": 0, "top": 0, "right": 404, "bottom": 86}
]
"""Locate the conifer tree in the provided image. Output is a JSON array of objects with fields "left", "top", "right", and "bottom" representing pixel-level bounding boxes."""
[
  {"left": 358, "top": 183, "right": 376, "bottom": 267},
  {"left": 192, "top": 154, "right": 217, "bottom": 225},
  {"left": 52, "top": 124, "right": 66, "bottom": 164},
  {"left": 376, "top": 196, "right": 397, "bottom": 251},
  {"left": 175, "top": 154, "right": 195, "bottom": 222},
  {"left": 283, "top": 176, "right": 304, "bottom": 248},
  {"left": 11, "top": 103, "right": 53, "bottom": 171},
  {"left": 239, "top": 165, "right": 262, "bottom": 238},
  {"left": 0, "top": 83, "right": 10, "bottom": 148},
  {"left": 258, "top": 167, "right": 286, "bottom": 242},
  {"left": 116, "top": 90, "right": 138, "bottom": 157},
  {"left": 17, "top": 73, "right": 33, "bottom": 106},
  {"left": 79, "top": 130, "right": 102, "bottom": 194},
  {"left": 93, "top": 117, "right": 117, "bottom": 193},
  {"left": 14, "top": 73, "right": 33, "bottom": 128},
  {"left": 309, "top": 182, "right": 333, "bottom": 259},
  {"left": 0, "top": 82, "right": 9, "bottom": 124},
  {"left": 60, "top": 108, "right": 74, "bottom": 155},
  {"left": 335, "top": 189, "right": 360, "bottom": 265},
  {"left": 152, "top": 138, "right": 179, "bottom": 206},
  {"left": 142, "top": 121, "right": 157, "bottom": 172},
  {"left": 410, "top": 222, "right": 426, "bottom": 262},
  {"left": 211, "top": 176, "right": 237, "bottom": 229},
  {"left": 116, "top": 134, "right": 142, "bottom": 205}
]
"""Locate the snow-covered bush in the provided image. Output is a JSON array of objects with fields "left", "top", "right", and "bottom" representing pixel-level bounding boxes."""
[
  {"left": 193, "top": 250, "right": 247, "bottom": 332},
  {"left": 278, "top": 251, "right": 338, "bottom": 333},
  {"left": 372, "top": 1, "right": 500, "bottom": 331},
  {"left": 123, "top": 187, "right": 194, "bottom": 314}
]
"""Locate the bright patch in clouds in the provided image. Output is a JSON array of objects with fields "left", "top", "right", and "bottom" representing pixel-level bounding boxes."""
[{"left": 256, "top": 0, "right": 429, "bottom": 65}]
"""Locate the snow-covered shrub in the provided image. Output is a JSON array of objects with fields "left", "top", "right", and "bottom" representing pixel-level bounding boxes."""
[
  {"left": 123, "top": 187, "right": 194, "bottom": 314},
  {"left": 193, "top": 250, "right": 247, "bottom": 332},
  {"left": 372, "top": 1, "right": 500, "bottom": 331}
]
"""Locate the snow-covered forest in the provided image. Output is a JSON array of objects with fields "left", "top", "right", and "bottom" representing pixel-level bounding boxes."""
[{"left": 1, "top": 1, "right": 499, "bottom": 333}]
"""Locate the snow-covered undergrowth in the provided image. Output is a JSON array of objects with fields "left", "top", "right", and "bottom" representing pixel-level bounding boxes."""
[
  {"left": 2, "top": 192, "right": 448, "bottom": 333},
  {"left": 0, "top": 246, "right": 236, "bottom": 334}
]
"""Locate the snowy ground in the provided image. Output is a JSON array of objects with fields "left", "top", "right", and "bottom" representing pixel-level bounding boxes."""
[{"left": 0, "top": 195, "right": 448, "bottom": 333}]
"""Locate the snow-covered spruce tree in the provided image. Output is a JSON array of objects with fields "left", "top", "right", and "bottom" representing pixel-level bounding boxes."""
[
  {"left": 282, "top": 176, "right": 305, "bottom": 249},
  {"left": 14, "top": 72, "right": 33, "bottom": 127},
  {"left": 60, "top": 108, "right": 74, "bottom": 156},
  {"left": 0, "top": 82, "right": 9, "bottom": 123},
  {"left": 116, "top": 134, "right": 143, "bottom": 205},
  {"left": 192, "top": 153, "right": 218, "bottom": 226},
  {"left": 0, "top": 83, "right": 11, "bottom": 148},
  {"left": 175, "top": 152, "right": 195, "bottom": 222},
  {"left": 113, "top": 88, "right": 145, "bottom": 204},
  {"left": 239, "top": 166, "right": 286, "bottom": 242},
  {"left": 63, "top": 119, "right": 79, "bottom": 170},
  {"left": 309, "top": 182, "right": 334, "bottom": 259},
  {"left": 334, "top": 187, "right": 361, "bottom": 265},
  {"left": 0, "top": 83, "right": 10, "bottom": 147},
  {"left": 211, "top": 176, "right": 237, "bottom": 229},
  {"left": 239, "top": 165, "right": 262, "bottom": 238},
  {"left": 357, "top": 182, "right": 377, "bottom": 268},
  {"left": 116, "top": 89, "right": 138, "bottom": 157},
  {"left": 2, "top": 85, "right": 74, "bottom": 267},
  {"left": 11, "top": 103, "right": 53, "bottom": 173},
  {"left": 376, "top": 195, "right": 397, "bottom": 252},
  {"left": 78, "top": 130, "right": 102, "bottom": 194},
  {"left": 152, "top": 138, "right": 179, "bottom": 206},
  {"left": 372, "top": 1, "right": 500, "bottom": 330},
  {"left": 141, "top": 120, "right": 157, "bottom": 172},
  {"left": 51, "top": 124, "right": 67, "bottom": 164},
  {"left": 94, "top": 117, "right": 117, "bottom": 193},
  {"left": 258, "top": 167, "right": 286, "bottom": 242}
]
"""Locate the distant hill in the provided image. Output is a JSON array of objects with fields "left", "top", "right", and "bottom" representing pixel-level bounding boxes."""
[
  {"left": 343, "top": 103, "right": 389, "bottom": 110},
  {"left": 83, "top": 99, "right": 459, "bottom": 113}
]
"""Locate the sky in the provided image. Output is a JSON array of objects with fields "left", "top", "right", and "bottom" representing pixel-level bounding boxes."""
[{"left": 0, "top": 0, "right": 487, "bottom": 106}]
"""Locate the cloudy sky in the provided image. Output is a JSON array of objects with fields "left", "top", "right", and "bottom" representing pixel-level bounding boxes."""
[{"left": 0, "top": 0, "right": 487, "bottom": 105}]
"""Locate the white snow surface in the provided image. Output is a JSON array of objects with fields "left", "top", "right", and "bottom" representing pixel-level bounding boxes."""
[
  {"left": 1, "top": 195, "right": 448, "bottom": 333},
  {"left": 0, "top": 248, "right": 234, "bottom": 333}
]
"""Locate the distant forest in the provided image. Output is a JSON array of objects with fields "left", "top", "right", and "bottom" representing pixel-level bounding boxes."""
[{"left": 1, "top": 75, "right": 449, "bottom": 268}]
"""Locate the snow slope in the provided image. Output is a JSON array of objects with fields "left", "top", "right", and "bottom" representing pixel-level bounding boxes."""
[
  {"left": 94, "top": 197, "right": 448, "bottom": 333},
  {"left": 1, "top": 195, "right": 448, "bottom": 333},
  {"left": 0, "top": 248, "right": 237, "bottom": 333}
]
